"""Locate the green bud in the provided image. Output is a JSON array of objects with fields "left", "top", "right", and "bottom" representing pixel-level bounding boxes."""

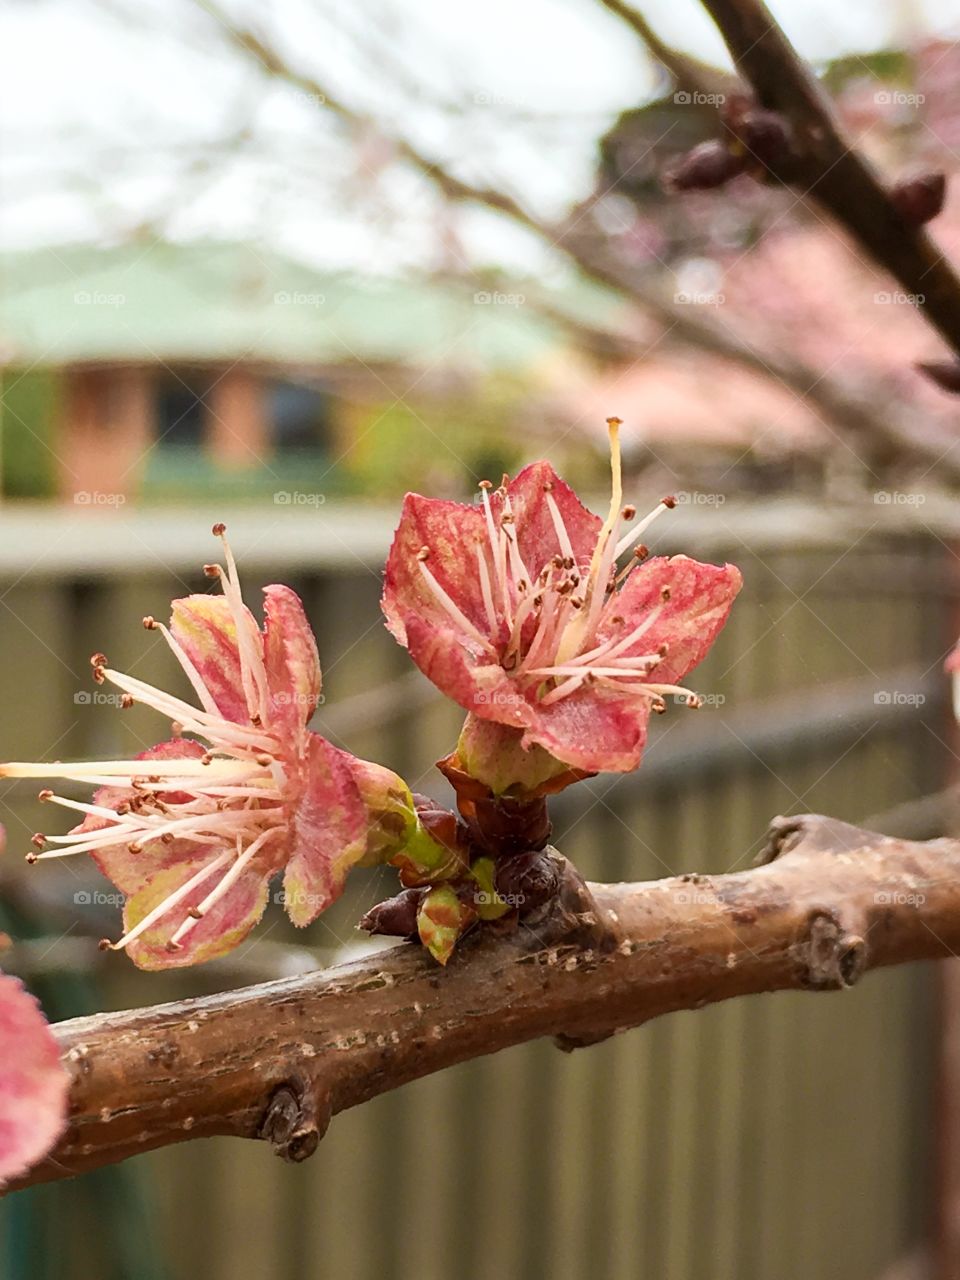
[
  {"left": 417, "top": 884, "right": 472, "bottom": 966},
  {"left": 470, "top": 856, "right": 511, "bottom": 921}
]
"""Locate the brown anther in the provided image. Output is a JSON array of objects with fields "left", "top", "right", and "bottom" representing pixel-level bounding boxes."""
[
  {"left": 92, "top": 666, "right": 105, "bottom": 685},
  {"left": 479, "top": 479, "right": 492, "bottom": 490},
  {"left": 256, "top": 754, "right": 272, "bottom": 766},
  {"left": 552, "top": 555, "right": 564, "bottom": 569},
  {"left": 37, "top": 789, "right": 53, "bottom": 802},
  {"left": 543, "top": 480, "right": 553, "bottom": 492},
  {"left": 417, "top": 547, "right": 431, "bottom": 562},
  {"left": 653, "top": 699, "right": 667, "bottom": 714},
  {"left": 90, "top": 652, "right": 107, "bottom": 668},
  {"left": 662, "top": 496, "right": 677, "bottom": 509},
  {"left": 621, "top": 505, "right": 636, "bottom": 520},
  {"left": 533, "top": 595, "right": 544, "bottom": 608},
  {"left": 212, "top": 522, "right": 226, "bottom": 537},
  {"left": 687, "top": 696, "right": 703, "bottom": 709},
  {"left": 661, "top": 586, "right": 672, "bottom": 602},
  {"left": 120, "top": 694, "right": 134, "bottom": 709},
  {"left": 571, "top": 598, "right": 584, "bottom": 610},
  {"left": 203, "top": 564, "right": 220, "bottom": 578},
  {"left": 659, "top": 643, "right": 669, "bottom": 656},
  {"left": 165, "top": 940, "right": 183, "bottom": 953},
  {"left": 251, "top": 714, "right": 262, "bottom": 728},
  {"left": 606, "top": 416, "right": 623, "bottom": 427},
  {"left": 201, "top": 753, "right": 215, "bottom": 765},
  {"left": 635, "top": 545, "right": 649, "bottom": 560},
  {"left": 188, "top": 907, "right": 204, "bottom": 920},
  {"left": 116, "top": 802, "right": 130, "bottom": 815},
  {"left": 171, "top": 721, "right": 183, "bottom": 737},
  {"left": 501, "top": 513, "right": 515, "bottom": 525},
  {"left": 31, "top": 833, "right": 46, "bottom": 849},
  {"left": 98, "top": 938, "right": 112, "bottom": 951},
  {"left": 517, "top": 580, "right": 528, "bottom": 593},
  {"left": 128, "top": 842, "right": 142, "bottom": 855},
  {"left": 25, "top": 852, "right": 38, "bottom": 865},
  {"left": 161, "top": 834, "right": 175, "bottom": 844},
  {"left": 142, "top": 616, "right": 158, "bottom": 630}
]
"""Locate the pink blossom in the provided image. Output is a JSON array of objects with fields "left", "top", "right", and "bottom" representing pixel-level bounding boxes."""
[
  {"left": 383, "top": 423, "right": 741, "bottom": 777},
  {"left": 0, "top": 972, "right": 68, "bottom": 1185},
  {"left": 2, "top": 527, "right": 394, "bottom": 969}
]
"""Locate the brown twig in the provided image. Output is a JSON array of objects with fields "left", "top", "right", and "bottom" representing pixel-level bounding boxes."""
[
  {"left": 11, "top": 813, "right": 960, "bottom": 1192},
  {"left": 187, "top": 0, "right": 960, "bottom": 482},
  {"left": 698, "top": 0, "right": 960, "bottom": 366}
]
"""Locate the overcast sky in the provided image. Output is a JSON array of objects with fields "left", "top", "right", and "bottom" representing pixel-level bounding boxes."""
[{"left": 3, "top": 0, "right": 960, "bottom": 272}]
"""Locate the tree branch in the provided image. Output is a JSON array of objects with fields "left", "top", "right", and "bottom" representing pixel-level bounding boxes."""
[
  {"left": 11, "top": 813, "right": 960, "bottom": 1193},
  {"left": 188, "top": 0, "right": 960, "bottom": 482},
  {"left": 698, "top": 0, "right": 960, "bottom": 361}
]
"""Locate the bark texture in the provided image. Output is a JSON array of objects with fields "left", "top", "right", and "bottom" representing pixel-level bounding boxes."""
[{"left": 11, "top": 814, "right": 960, "bottom": 1192}]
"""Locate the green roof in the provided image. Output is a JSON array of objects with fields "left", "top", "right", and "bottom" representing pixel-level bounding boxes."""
[{"left": 0, "top": 240, "right": 622, "bottom": 370}]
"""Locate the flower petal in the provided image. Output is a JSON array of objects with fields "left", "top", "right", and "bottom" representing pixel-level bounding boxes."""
[
  {"left": 382, "top": 492, "right": 492, "bottom": 648},
  {"left": 282, "top": 734, "right": 369, "bottom": 927},
  {"left": 403, "top": 615, "right": 533, "bottom": 730},
  {"left": 506, "top": 461, "right": 602, "bottom": 575},
  {"left": 123, "top": 853, "right": 272, "bottom": 970},
  {"left": 524, "top": 685, "right": 650, "bottom": 773},
  {"left": 71, "top": 739, "right": 208, "bottom": 896},
  {"left": 0, "top": 973, "right": 68, "bottom": 1186},
  {"left": 169, "top": 595, "right": 250, "bottom": 724},
  {"left": 262, "top": 584, "right": 322, "bottom": 737},
  {"left": 605, "top": 555, "right": 742, "bottom": 684}
]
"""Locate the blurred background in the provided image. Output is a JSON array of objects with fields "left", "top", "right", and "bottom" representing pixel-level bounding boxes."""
[{"left": 2, "top": 0, "right": 960, "bottom": 1277}]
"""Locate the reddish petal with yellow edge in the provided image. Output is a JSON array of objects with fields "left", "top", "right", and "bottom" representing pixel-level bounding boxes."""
[
  {"left": 262, "top": 584, "right": 321, "bottom": 738},
  {"left": 0, "top": 973, "right": 68, "bottom": 1186},
  {"left": 169, "top": 595, "right": 250, "bottom": 724},
  {"left": 605, "top": 555, "right": 742, "bottom": 685},
  {"left": 124, "top": 852, "right": 275, "bottom": 970},
  {"left": 282, "top": 734, "right": 369, "bottom": 927}
]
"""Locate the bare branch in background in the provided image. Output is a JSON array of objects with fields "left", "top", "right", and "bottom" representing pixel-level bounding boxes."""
[
  {"left": 189, "top": 0, "right": 960, "bottom": 483},
  {"left": 695, "top": 0, "right": 960, "bottom": 382},
  {"left": 11, "top": 813, "right": 960, "bottom": 1192}
]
